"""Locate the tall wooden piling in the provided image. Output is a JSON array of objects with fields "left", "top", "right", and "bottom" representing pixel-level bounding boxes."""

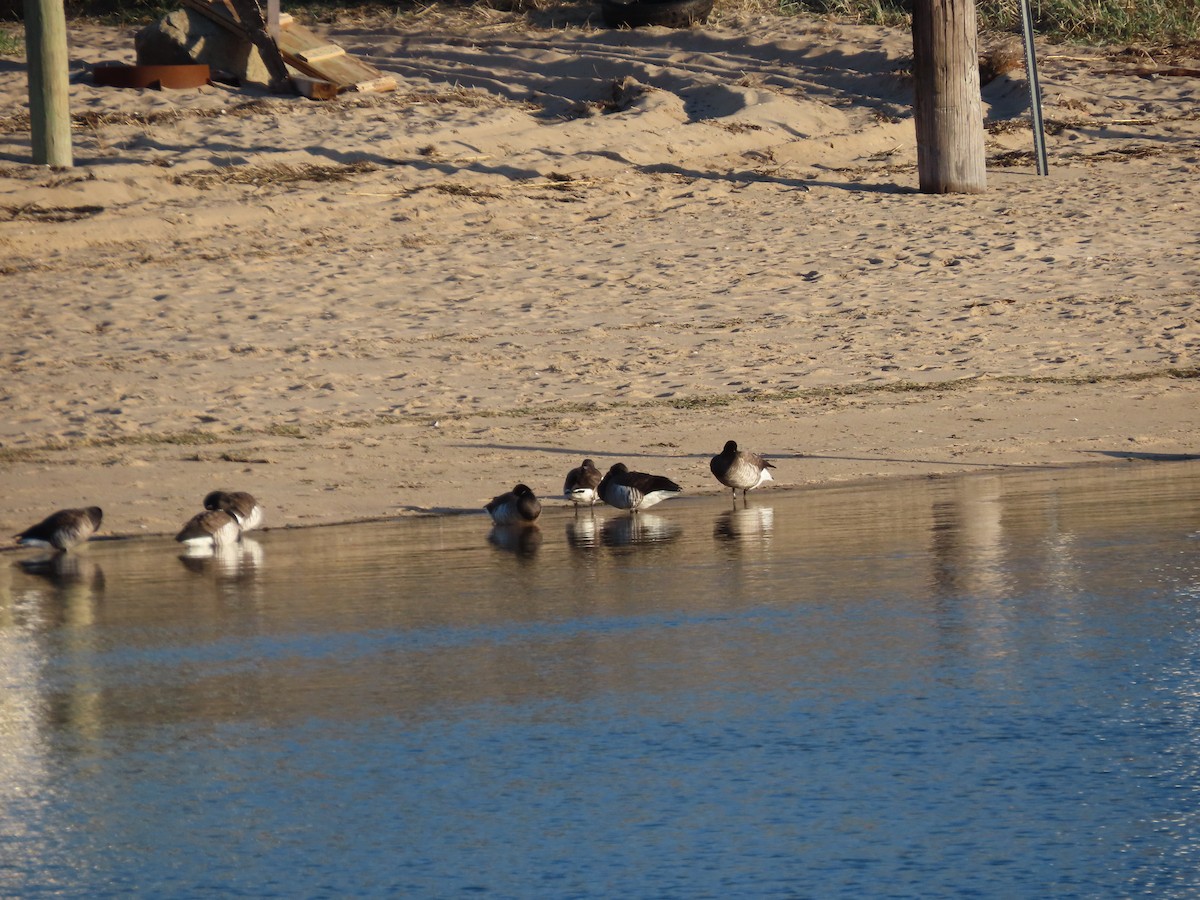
[
  {"left": 912, "top": 0, "right": 985, "bottom": 193},
  {"left": 23, "top": 0, "right": 73, "bottom": 167}
]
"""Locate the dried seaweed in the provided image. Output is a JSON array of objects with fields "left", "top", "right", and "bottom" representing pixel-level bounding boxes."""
[
  {"left": 173, "top": 160, "right": 378, "bottom": 189},
  {"left": 0, "top": 204, "right": 106, "bottom": 222}
]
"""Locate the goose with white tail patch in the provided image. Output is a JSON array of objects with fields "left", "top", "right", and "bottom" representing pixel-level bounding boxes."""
[
  {"left": 597, "top": 463, "right": 681, "bottom": 513},
  {"left": 14, "top": 507, "right": 103, "bottom": 553},
  {"left": 204, "top": 490, "right": 265, "bottom": 533},
  {"left": 710, "top": 440, "right": 775, "bottom": 500},
  {"left": 563, "top": 459, "right": 603, "bottom": 508},
  {"left": 176, "top": 509, "right": 242, "bottom": 549}
]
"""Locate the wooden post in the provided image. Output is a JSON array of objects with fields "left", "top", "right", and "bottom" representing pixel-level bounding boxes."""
[
  {"left": 266, "top": 0, "right": 280, "bottom": 43},
  {"left": 912, "top": 0, "right": 985, "bottom": 193},
  {"left": 226, "top": 0, "right": 292, "bottom": 93},
  {"left": 23, "top": 0, "right": 73, "bottom": 167}
]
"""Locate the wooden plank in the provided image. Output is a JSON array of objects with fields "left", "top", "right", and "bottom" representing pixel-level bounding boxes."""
[
  {"left": 296, "top": 44, "right": 345, "bottom": 63},
  {"left": 182, "top": 0, "right": 396, "bottom": 93},
  {"left": 275, "top": 20, "right": 395, "bottom": 93},
  {"left": 351, "top": 76, "right": 397, "bottom": 94},
  {"left": 292, "top": 74, "right": 339, "bottom": 100}
]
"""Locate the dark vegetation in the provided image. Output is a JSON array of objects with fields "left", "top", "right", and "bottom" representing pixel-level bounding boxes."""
[{"left": 2, "top": 0, "right": 1199, "bottom": 51}]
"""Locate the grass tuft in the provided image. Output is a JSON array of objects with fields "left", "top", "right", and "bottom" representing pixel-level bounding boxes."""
[
  {"left": 976, "top": 0, "right": 1200, "bottom": 43},
  {"left": 771, "top": 0, "right": 1200, "bottom": 42},
  {"left": 0, "top": 28, "right": 21, "bottom": 56}
]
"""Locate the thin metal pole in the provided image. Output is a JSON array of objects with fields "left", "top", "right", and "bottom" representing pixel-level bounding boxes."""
[{"left": 1019, "top": 0, "right": 1048, "bottom": 175}]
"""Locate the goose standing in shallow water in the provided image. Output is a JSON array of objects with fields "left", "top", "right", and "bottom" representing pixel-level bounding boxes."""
[
  {"left": 14, "top": 507, "right": 103, "bottom": 552},
  {"left": 710, "top": 440, "right": 775, "bottom": 500},
  {"left": 597, "top": 463, "right": 682, "bottom": 513},
  {"left": 203, "top": 490, "right": 264, "bottom": 532},
  {"left": 486, "top": 484, "right": 542, "bottom": 525},
  {"left": 176, "top": 509, "right": 242, "bottom": 549},
  {"left": 563, "top": 459, "right": 603, "bottom": 508}
]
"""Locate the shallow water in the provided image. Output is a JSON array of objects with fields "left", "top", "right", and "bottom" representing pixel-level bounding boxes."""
[{"left": 3, "top": 461, "right": 1200, "bottom": 898}]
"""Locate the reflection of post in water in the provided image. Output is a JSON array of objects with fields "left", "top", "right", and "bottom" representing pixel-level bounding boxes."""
[
  {"left": 1034, "top": 493, "right": 1082, "bottom": 603},
  {"left": 930, "top": 477, "right": 1008, "bottom": 601},
  {"left": 15, "top": 552, "right": 107, "bottom": 628}
]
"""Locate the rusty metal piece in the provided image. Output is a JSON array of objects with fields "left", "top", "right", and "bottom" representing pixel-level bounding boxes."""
[{"left": 93, "top": 64, "right": 212, "bottom": 90}]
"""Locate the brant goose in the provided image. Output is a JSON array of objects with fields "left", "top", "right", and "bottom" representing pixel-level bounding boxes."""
[
  {"left": 486, "top": 484, "right": 542, "bottom": 525},
  {"left": 203, "top": 490, "right": 264, "bottom": 532},
  {"left": 597, "top": 463, "right": 681, "bottom": 512},
  {"left": 563, "top": 459, "right": 603, "bottom": 507},
  {"left": 14, "top": 507, "right": 103, "bottom": 552},
  {"left": 710, "top": 440, "right": 775, "bottom": 499},
  {"left": 175, "top": 509, "right": 242, "bottom": 548}
]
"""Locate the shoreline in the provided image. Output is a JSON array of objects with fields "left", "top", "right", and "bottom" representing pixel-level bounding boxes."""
[
  {"left": 2, "top": 18, "right": 1199, "bottom": 541},
  {"left": 3, "top": 373, "right": 1196, "bottom": 542},
  {"left": 4, "top": 450, "right": 1197, "bottom": 549}
]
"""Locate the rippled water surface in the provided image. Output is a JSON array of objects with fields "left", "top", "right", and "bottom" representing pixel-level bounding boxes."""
[{"left": 4, "top": 462, "right": 1200, "bottom": 898}]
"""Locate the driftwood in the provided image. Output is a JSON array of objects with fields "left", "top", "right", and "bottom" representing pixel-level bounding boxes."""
[
  {"left": 181, "top": 0, "right": 397, "bottom": 95},
  {"left": 222, "top": 0, "right": 291, "bottom": 92}
]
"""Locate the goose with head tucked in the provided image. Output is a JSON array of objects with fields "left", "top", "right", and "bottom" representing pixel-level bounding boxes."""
[
  {"left": 486, "top": 484, "right": 542, "bottom": 525},
  {"left": 563, "top": 459, "right": 603, "bottom": 508},
  {"left": 14, "top": 506, "right": 103, "bottom": 553},
  {"left": 597, "top": 463, "right": 681, "bottom": 513},
  {"left": 710, "top": 440, "right": 775, "bottom": 500},
  {"left": 176, "top": 509, "right": 242, "bottom": 549},
  {"left": 203, "top": 490, "right": 264, "bottom": 532}
]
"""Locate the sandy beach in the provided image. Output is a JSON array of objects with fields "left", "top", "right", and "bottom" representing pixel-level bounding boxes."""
[{"left": 1, "top": 11, "right": 1197, "bottom": 539}]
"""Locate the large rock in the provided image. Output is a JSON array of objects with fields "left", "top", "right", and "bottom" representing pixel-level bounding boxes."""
[{"left": 136, "top": 8, "right": 272, "bottom": 86}]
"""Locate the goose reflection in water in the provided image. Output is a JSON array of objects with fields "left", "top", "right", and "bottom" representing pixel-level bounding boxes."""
[
  {"left": 488, "top": 524, "right": 543, "bottom": 558},
  {"left": 17, "top": 551, "right": 107, "bottom": 595},
  {"left": 18, "top": 550, "right": 104, "bottom": 584},
  {"left": 565, "top": 514, "right": 602, "bottom": 550},
  {"left": 713, "top": 506, "right": 775, "bottom": 544},
  {"left": 14, "top": 552, "right": 106, "bottom": 628},
  {"left": 178, "top": 537, "right": 264, "bottom": 579},
  {"left": 601, "top": 513, "right": 682, "bottom": 548}
]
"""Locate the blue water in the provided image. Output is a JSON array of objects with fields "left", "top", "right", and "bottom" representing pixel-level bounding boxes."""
[{"left": 3, "top": 462, "right": 1200, "bottom": 898}]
